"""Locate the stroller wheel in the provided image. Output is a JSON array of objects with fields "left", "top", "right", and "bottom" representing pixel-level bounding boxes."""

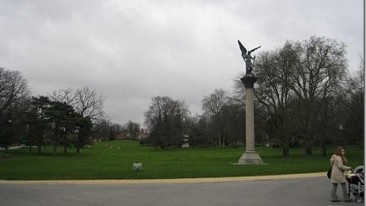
[{"left": 356, "top": 196, "right": 362, "bottom": 203}]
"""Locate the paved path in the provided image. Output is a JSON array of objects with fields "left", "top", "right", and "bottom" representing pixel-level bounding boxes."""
[{"left": 0, "top": 173, "right": 362, "bottom": 206}]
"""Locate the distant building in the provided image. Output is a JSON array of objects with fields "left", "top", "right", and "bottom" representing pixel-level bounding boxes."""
[{"left": 116, "top": 129, "right": 149, "bottom": 140}]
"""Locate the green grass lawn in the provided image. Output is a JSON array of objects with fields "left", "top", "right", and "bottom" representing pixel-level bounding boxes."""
[{"left": 0, "top": 140, "right": 363, "bottom": 180}]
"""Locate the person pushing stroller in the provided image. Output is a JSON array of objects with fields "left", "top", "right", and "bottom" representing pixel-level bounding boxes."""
[{"left": 329, "top": 146, "right": 352, "bottom": 202}]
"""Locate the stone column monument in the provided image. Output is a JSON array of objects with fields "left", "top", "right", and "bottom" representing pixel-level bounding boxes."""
[{"left": 237, "top": 40, "right": 263, "bottom": 165}]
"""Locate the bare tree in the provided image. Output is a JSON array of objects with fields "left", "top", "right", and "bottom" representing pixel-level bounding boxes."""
[
  {"left": 91, "top": 118, "right": 112, "bottom": 141},
  {"left": 0, "top": 68, "right": 30, "bottom": 113},
  {"left": 74, "top": 86, "right": 105, "bottom": 120},
  {"left": 144, "top": 96, "right": 190, "bottom": 148},
  {"left": 0, "top": 68, "right": 30, "bottom": 149},
  {"left": 49, "top": 88, "right": 75, "bottom": 105},
  {"left": 201, "top": 89, "right": 229, "bottom": 147},
  {"left": 50, "top": 86, "right": 105, "bottom": 122},
  {"left": 289, "top": 36, "right": 347, "bottom": 155},
  {"left": 123, "top": 121, "right": 141, "bottom": 139},
  {"left": 253, "top": 43, "right": 299, "bottom": 156},
  {"left": 342, "top": 59, "right": 364, "bottom": 145}
]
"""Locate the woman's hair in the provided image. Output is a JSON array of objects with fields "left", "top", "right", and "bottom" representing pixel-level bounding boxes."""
[{"left": 334, "top": 146, "right": 348, "bottom": 165}]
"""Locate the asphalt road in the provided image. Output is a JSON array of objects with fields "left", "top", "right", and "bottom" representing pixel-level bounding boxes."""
[{"left": 0, "top": 175, "right": 362, "bottom": 206}]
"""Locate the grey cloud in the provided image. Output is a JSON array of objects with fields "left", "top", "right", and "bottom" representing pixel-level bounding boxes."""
[{"left": 0, "top": 0, "right": 363, "bottom": 125}]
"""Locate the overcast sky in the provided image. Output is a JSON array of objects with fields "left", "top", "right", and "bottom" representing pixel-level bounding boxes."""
[{"left": 0, "top": 0, "right": 363, "bottom": 126}]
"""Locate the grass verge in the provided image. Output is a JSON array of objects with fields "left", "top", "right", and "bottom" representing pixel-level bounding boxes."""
[{"left": 0, "top": 140, "right": 363, "bottom": 180}]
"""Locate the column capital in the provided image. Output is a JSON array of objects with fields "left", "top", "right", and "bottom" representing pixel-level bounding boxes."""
[{"left": 240, "top": 74, "right": 257, "bottom": 88}]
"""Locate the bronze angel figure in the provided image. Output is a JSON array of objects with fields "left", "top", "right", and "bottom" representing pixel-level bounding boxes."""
[{"left": 238, "top": 40, "right": 261, "bottom": 74}]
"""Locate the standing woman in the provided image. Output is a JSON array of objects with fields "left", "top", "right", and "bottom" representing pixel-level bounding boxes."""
[{"left": 330, "top": 146, "right": 352, "bottom": 202}]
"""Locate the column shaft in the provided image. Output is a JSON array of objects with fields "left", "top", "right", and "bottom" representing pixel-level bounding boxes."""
[{"left": 245, "top": 88, "right": 255, "bottom": 152}]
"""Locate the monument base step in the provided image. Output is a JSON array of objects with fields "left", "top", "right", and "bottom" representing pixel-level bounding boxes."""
[{"left": 237, "top": 151, "right": 263, "bottom": 165}]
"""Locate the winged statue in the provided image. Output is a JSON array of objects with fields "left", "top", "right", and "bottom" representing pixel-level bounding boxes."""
[{"left": 238, "top": 40, "right": 261, "bottom": 74}]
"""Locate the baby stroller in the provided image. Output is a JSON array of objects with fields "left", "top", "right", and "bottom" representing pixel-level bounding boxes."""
[{"left": 345, "top": 166, "right": 364, "bottom": 203}]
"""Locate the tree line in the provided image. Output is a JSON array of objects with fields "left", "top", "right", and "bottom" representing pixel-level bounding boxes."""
[
  {"left": 143, "top": 36, "right": 364, "bottom": 156},
  {"left": 0, "top": 36, "right": 364, "bottom": 156},
  {"left": 0, "top": 72, "right": 140, "bottom": 154}
]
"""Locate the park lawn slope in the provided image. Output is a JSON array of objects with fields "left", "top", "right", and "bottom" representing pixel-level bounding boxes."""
[{"left": 0, "top": 140, "right": 363, "bottom": 180}]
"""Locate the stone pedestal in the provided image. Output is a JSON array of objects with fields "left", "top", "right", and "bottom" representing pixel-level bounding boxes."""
[
  {"left": 237, "top": 74, "right": 263, "bottom": 165},
  {"left": 238, "top": 151, "right": 263, "bottom": 164}
]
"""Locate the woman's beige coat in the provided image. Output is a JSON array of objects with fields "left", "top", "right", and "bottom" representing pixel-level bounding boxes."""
[{"left": 330, "top": 155, "right": 350, "bottom": 183}]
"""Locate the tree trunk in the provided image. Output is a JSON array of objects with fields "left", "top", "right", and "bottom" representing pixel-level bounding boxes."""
[
  {"left": 76, "top": 134, "right": 82, "bottom": 153},
  {"left": 322, "top": 145, "right": 327, "bottom": 157},
  {"left": 37, "top": 144, "right": 42, "bottom": 154},
  {"left": 218, "top": 133, "right": 220, "bottom": 148},
  {"left": 53, "top": 144, "right": 57, "bottom": 155},
  {"left": 305, "top": 141, "right": 312, "bottom": 155},
  {"left": 28, "top": 142, "right": 32, "bottom": 152},
  {"left": 282, "top": 146, "right": 290, "bottom": 157}
]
